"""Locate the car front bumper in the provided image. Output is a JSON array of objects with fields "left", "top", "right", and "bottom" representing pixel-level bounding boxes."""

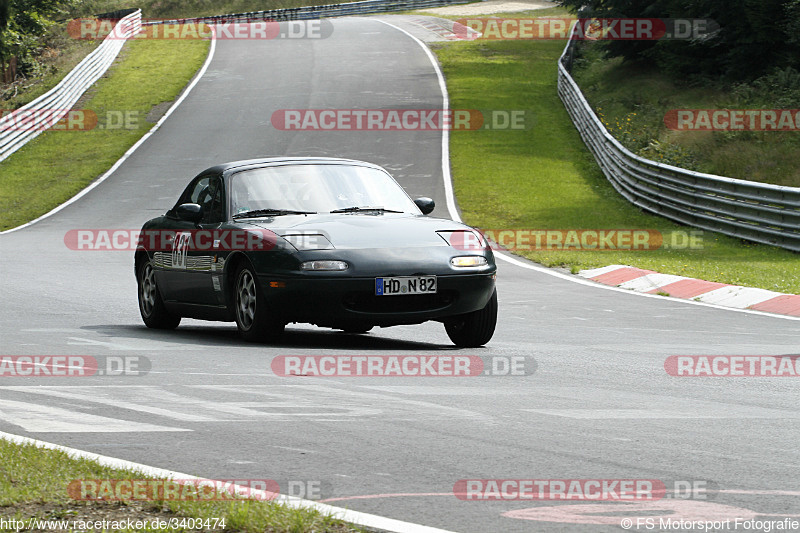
[{"left": 257, "top": 271, "right": 496, "bottom": 328}]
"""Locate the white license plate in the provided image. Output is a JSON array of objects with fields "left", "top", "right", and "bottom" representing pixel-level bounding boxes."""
[{"left": 375, "top": 276, "right": 437, "bottom": 296}]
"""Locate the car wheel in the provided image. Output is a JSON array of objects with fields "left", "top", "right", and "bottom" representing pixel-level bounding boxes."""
[
  {"left": 137, "top": 260, "right": 181, "bottom": 329},
  {"left": 234, "top": 264, "right": 285, "bottom": 342},
  {"left": 444, "top": 289, "right": 497, "bottom": 347}
]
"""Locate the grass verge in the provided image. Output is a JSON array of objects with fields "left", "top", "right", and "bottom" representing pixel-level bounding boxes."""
[
  {"left": 0, "top": 439, "right": 362, "bottom": 532},
  {"left": 433, "top": 13, "right": 800, "bottom": 294},
  {"left": 0, "top": 37, "right": 209, "bottom": 231}
]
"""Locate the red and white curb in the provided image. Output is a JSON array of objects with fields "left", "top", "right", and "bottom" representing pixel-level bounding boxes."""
[
  {"left": 579, "top": 265, "right": 800, "bottom": 317},
  {"left": 409, "top": 17, "right": 480, "bottom": 40}
]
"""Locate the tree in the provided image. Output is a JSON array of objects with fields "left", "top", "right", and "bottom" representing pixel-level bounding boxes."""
[
  {"left": 0, "top": 0, "right": 74, "bottom": 81},
  {"left": 557, "top": 0, "right": 800, "bottom": 80}
]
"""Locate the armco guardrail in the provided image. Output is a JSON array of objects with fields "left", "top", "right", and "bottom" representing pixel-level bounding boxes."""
[
  {"left": 146, "top": 0, "right": 471, "bottom": 25},
  {"left": 0, "top": 10, "right": 142, "bottom": 163},
  {"left": 558, "top": 24, "right": 800, "bottom": 252}
]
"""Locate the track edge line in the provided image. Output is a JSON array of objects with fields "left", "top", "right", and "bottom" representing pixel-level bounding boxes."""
[{"left": 0, "top": 431, "right": 460, "bottom": 533}]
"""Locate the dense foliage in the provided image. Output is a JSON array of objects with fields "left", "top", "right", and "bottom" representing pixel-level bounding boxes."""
[
  {"left": 0, "top": 0, "right": 75, "bottom": 79},
  {"left": 558, "top": 0, "right": 800, "bottom": 81}
]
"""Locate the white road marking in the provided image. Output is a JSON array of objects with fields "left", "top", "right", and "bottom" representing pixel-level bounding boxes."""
[
  {"left": 503, "top": 501, "right": 764, "bottom": 525},
  {"left": 0, "top": 386, "right": 217, "bottom": 422},
  {"left": 266, "top": 444, "right": 317, "bottom": 454},
  {"left": 0, "top": 431, "right": 459, "bottom": 533},
  {"left": 67, "top": 336, "right": 149, "bottom": 351},
  {"left": 523, "top": 407, "right": 800, "bottom": 419},
  {"left": 205, "top": 383, "right": 485, "bottom": 419},
  {"left": 0, "top": 399, "right": 188, "bottom": 433},
  {"left": 22, "top": 328, "right": 84, "bottom": 333},
  {"left": 360, "top": 386, "right": 507, "bottom": 395},
  {"left": 179, "top": 372, "right": 282, "bottom": 377},
  {"left": 0, "top": 386, "right": 381, "bottom": 422}
]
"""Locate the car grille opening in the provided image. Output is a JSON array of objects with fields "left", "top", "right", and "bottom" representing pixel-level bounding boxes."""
[{"left": 343, "top": 291, "right": 457, "bottom": 313}]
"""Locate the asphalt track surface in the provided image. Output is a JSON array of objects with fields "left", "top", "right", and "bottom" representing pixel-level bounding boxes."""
[{"left": 1, "top": 17, "right": 799, "bottom": 533}]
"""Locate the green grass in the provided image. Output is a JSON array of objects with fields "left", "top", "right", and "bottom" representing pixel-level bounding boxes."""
[
  {"left": 0, "top": 439, "right": 362, "bottom": 532},
  {"left": 433, "top": 22, "right": 800, "bottom": 294},
  {"left": 571, "top": 44, "right": 800, "bottom": 187},
  {"left": 0, "top": 37, "right": 209, "bottom": 231}
]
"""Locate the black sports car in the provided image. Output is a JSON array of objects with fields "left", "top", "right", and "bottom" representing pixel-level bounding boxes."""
[{"left": 134, "top": 157, "right": 497, "bottom": 347}]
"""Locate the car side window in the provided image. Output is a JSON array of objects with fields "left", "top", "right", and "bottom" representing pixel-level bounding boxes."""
[
  {"left": 189, "top": 177, "right": 212, "bottom": 205},
  {"left": 173, "top": 175, "right": 225, "bottom": 224},
  {"left": 175, "top": 176, "right": 212, "bottom": 208},
  {"left": 201, "top": 179, "right": 224, "bottom": 224}
]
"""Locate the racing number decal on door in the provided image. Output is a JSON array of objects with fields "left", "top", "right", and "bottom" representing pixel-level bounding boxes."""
[{"left": 171, "top": 232, "right": 190, "bottom": 269}]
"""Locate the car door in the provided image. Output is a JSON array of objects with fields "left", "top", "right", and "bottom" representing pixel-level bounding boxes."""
[
  {"left": 158, "top": 175, "right": 219, "bottom": 305},
  {"left": 192, "top": 176, "right": 228, "bottom": 306}
]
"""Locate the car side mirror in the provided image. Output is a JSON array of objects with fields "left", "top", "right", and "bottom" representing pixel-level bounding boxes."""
[
  {"left": 414, "top": 197, "right": 435, "bottom": 215},
  {"left": 176, "top": 203, "right": 203, "bottom": 223}
]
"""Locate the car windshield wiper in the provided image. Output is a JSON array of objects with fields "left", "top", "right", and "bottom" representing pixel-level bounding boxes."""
[
  {"left": 233, "top": 209, "right": 316, "bottom": 219},
  {"left": 330, "top": 206, "right": 404, "bottom": 214}
]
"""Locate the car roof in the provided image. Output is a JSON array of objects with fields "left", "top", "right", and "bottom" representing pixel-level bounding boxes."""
[{"left": 199, "top": 157, "right": 386, "bottom": 177}]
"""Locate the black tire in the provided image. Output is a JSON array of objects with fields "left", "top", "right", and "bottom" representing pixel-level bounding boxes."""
[
  {"left": 137, "top": 259, "right": 181, "bottom": 330},
  {"left": 444, "top": 289, "right": 497, "bottom": 347},
  {"left": 234, "top": 264, "right": 285, "bottom": 342}
]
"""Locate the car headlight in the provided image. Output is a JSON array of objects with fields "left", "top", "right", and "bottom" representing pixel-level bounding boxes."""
[
  {"left": 450, "top": 256, "right": 488, "bottom": 268},
  {"left": 300, "top": 260, "right": 349, "bottom": 271}
]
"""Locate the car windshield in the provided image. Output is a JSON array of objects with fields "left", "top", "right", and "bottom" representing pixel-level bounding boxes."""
[{"left": 229, "top": 163, "right": 420, "bottom": 217}]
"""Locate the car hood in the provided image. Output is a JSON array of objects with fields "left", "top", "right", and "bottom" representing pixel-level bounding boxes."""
[{"left": 243, "top": 213, "right": 472, "bottom": 250}]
